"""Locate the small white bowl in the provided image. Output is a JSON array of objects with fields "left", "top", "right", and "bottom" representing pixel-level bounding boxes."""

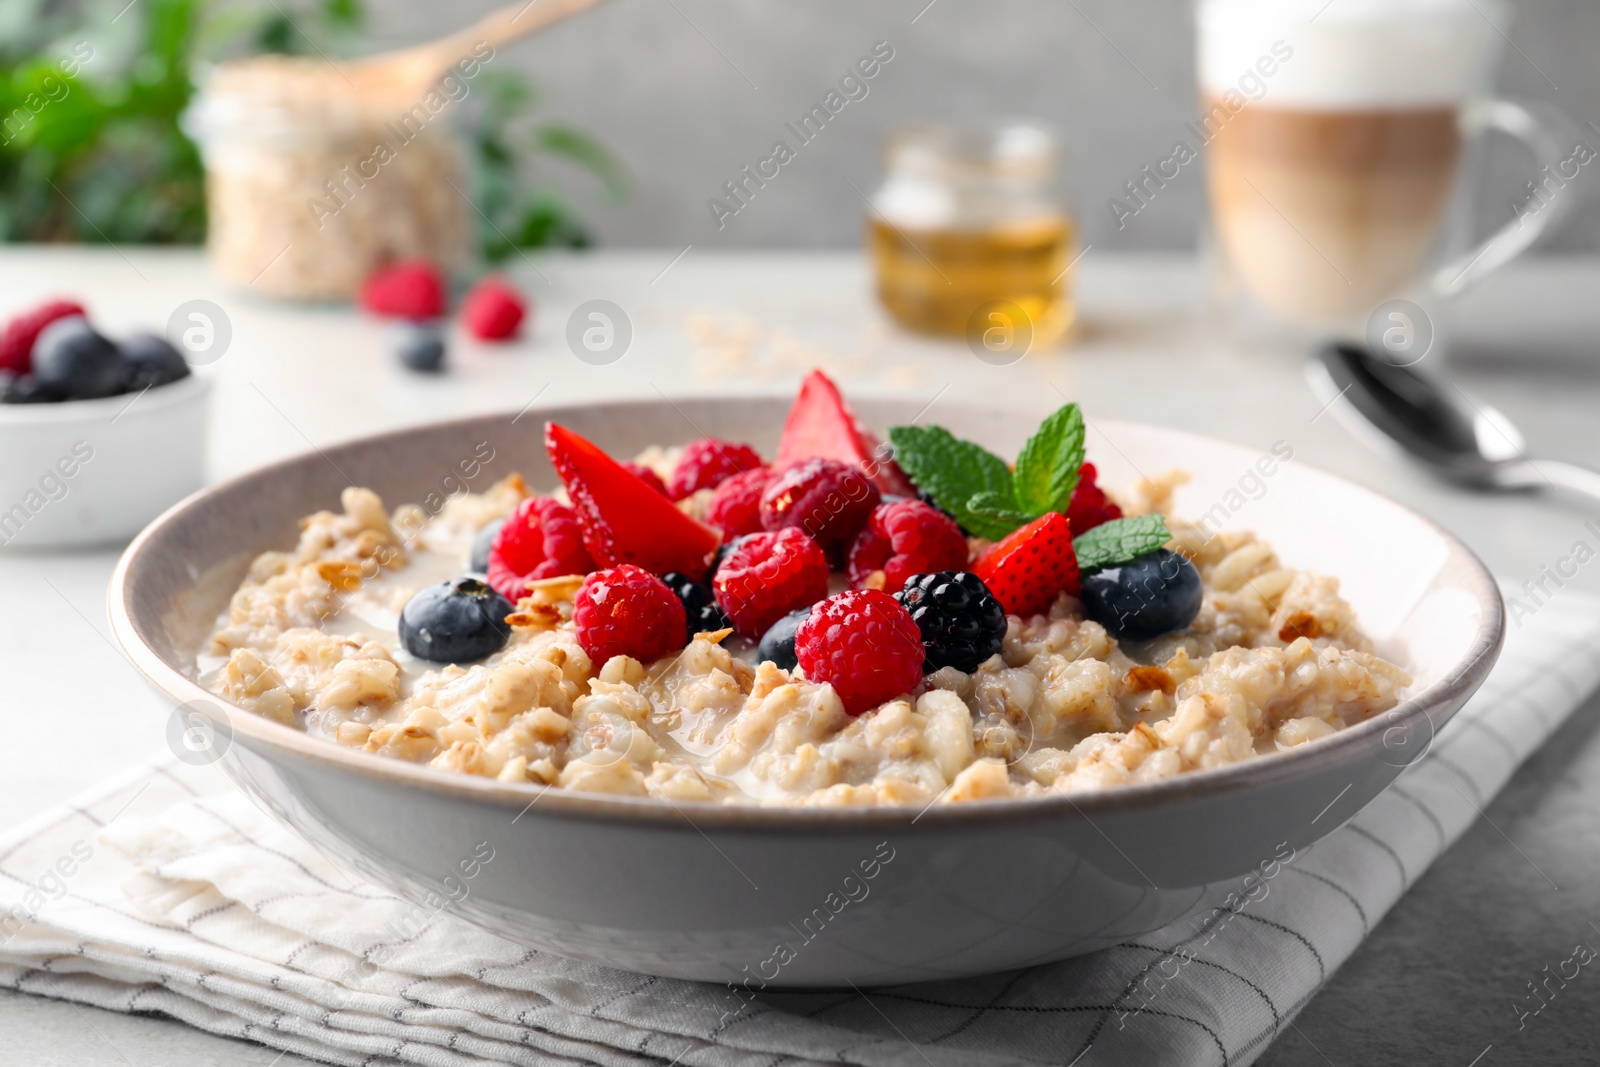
[{"left": 0, "top": 374, "right": 209, "bottom": 549}]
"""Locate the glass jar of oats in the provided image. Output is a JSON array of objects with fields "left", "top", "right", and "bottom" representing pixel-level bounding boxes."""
[{"left": 186, "top": 56, "right": 472, "bottom": 301}]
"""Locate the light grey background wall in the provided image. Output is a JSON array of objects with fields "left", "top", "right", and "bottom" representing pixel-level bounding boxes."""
[{"left": 370, "top": 0, "right": 1600, "bottom": 252}]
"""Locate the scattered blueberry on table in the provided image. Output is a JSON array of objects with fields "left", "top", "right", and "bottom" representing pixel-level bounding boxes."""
[{"left": 391, "top": 323, "right": 446, "bottom": 373}]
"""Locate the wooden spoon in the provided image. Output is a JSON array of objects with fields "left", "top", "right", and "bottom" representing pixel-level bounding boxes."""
[{"left": 345, "top": 0, "right": 610, "bottom": 99}]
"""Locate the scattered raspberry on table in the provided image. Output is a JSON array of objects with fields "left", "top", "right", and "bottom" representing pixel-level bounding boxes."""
[
  {"left": 360, "top": 260, "right": 446, "bottom": 321},
  {"left": 462, "top": 277, "right": 527, "bottom": 341}
]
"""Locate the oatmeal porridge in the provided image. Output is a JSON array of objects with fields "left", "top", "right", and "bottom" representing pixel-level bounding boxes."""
[{"left": 200, "top": 371, "right": 1410, "bottom": 807}]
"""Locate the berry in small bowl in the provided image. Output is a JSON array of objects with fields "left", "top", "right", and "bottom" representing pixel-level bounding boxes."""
[{"left": 0, "top": 301, "right": 207, "bottom": 547}]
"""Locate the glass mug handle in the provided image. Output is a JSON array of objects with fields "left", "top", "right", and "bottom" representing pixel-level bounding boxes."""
[{"left": 1432, "top": 99, "right": 1579, "bottom": 298}]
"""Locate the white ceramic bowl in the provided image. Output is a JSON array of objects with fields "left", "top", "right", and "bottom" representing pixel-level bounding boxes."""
[
  {"left": 0, "top": 374, "right": 209, "bottom": 549},
  {"left": 109, "top": 397, "right": 1502, "bottom": 987}
]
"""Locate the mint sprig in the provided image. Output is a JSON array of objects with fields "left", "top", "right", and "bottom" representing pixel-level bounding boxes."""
[
  {"left": 889, "top": 402, "right": 1088, "bottom": 541},
  {"left": 1072, "top": 515, "right": 1171, "bottom": 572},
  {"left": 1013, "top": 403, "right": 1085, "bottom": 516},
  {"left": 886, "top": 425, "right": 1020, "bottom": 540}
]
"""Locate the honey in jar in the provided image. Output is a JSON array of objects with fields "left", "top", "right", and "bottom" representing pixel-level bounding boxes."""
[{"left": 870, "top": 123, "right": 1075, "bottom": 350}]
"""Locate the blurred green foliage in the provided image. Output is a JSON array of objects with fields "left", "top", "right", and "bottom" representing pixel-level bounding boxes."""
[{"left": 0, "top": 0, "right": 624, "bottom": 255}]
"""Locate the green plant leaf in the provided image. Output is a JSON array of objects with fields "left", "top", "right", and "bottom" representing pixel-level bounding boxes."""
[
  {"left": 535, "top": 124, "right": 628, "bottom": 200},
  {"left": 888, "top": 425, "right": 1015, "bottom": 534},
  {"left": 1072, "top": 515, "right": 1172, "bottom": 572},
  {"left": 1014, "top": 402, "right": 1085, "bottom": 516}
]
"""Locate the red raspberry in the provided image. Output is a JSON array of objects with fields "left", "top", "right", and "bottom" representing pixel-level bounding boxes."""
[
  {"left": 574, "top": 565, "right": 687, "bottom": 665},
  {"left": 486, "top": 497, "right": 595, "bottom": 600},
  {"left": 0, "top": 299, "right": 85, "bottom": 376},
  {"left": 462, "top": 277, "right": 526, "bottom": 341},
  {"left": 622, "top": 462, "right": 669, "bottom": 496},
  {"left": 361, "top": 260, "right": 446, "bottom": 320},
  {"left": 1066, "top": 463, "right": 1122, "bottom": 535},
  {"left": 668, "top": 438, "right": 763, "bottom": 500},
  {"left": 759, "top": 457, "right": 881, "bottom": 562},
  {"left": 794, "top": 590, "right": 925, "bottom": 715},
  {"left": 712, "top": 527, "right": 829, "bottom": 637},
  {"left": 846, "top": 500, "right": 969, "bottom": 594},
  {"left": 705, "top": 465, "right": 776, "bottom": 538}
]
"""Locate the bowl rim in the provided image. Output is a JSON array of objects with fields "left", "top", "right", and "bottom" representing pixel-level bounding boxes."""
[
  {"left": 0, "top": 370, "right": 209, "bottom": 424},
  {"left": 108, "top": 396, "right": 1506, "bottom": 831}
]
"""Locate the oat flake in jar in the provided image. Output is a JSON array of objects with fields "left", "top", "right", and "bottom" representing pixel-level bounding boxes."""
[{"left": 186, "top": 55, "right": 471, "bottom": 301}]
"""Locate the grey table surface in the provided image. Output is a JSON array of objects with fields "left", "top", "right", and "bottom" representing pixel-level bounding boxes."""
[{"left": 2, "top": 249, "right": 1599, "bottom": 1066}]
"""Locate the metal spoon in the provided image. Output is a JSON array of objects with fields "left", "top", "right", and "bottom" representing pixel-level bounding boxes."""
[{"left": 1306, "top": 341, "right": 1600, "bottom": 502}]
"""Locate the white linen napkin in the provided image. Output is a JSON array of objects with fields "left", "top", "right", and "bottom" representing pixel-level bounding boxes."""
[{"left": 3, "top": 588, "right": 1597, "bottom": 1067}]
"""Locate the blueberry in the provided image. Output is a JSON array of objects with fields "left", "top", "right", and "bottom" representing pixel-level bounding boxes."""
[
  {"left": 468, "top": 518, "right": 505, "bottom": 575},
  {"left": 1079, "top": 549, "right": 1203, "bottom": 642},
  {"left": 709, "top": 534, "right": 752, "bottom": 579},
  {"left": 33, "top": 316, "right": 123, "bottom": 399},
  {"left": 118, "top": 332, "right": 191, "bottom": 391},
  {"left": 398, "top": 577, "right": 514, "bottom": 663},
  {"left": 662, "top": 571, "right": 732, "bottom": 641},
  {"left": 895, "top": 570, "right": 1006, "bottom": 673},
  {"left": 1, "top": 375, "right": 66, "bottom": 404},
  {"left": 392, "top": 323, "right": 446, "bottom": 373},
  {"left": 756, "top": 607, "right": 811, "bottom": 671}
]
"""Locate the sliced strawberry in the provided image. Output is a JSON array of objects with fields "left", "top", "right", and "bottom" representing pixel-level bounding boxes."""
[
  {"left": 776, "top": 369, "right": 916, "bottom": 497},
  {"left": 972, "top": 512, "right": 1080, "bottom": 618},
  {"left": 545, "top": 423, "right": 722, "bottom": 579}
]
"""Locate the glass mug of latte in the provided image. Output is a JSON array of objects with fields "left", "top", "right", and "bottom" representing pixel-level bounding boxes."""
[{"left": 1197, "top": 0, "right": 1577, "bottom": 330}]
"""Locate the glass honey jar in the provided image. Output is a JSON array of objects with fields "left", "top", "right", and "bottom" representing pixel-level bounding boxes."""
[{"left": 870, "top": 121, "right": 1076, "bottom": 350}]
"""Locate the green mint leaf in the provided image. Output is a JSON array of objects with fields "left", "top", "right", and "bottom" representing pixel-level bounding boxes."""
[
  {"left": 1072, "top": 515, "right": 1171, "bottom": 572},
  {"left": 1014, "top": 403, "right": 1085, "bottom": 516},
  {"left": 888, "top": 425, "right": 1015, "bottom": 527},
  {"left": 965, "top": 491, "right": 1033, "bottom": 540}
]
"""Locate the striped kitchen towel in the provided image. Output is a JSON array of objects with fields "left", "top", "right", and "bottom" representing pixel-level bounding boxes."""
[{"left": 1, "top": 589, "right": 1596, "bottom": 1067}]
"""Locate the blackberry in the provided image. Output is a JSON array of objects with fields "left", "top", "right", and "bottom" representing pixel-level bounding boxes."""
[
  {"left": 895, "top": 570, "right": 1007, "bottom": 673},
  {"left": 662, "top": 571, "right": 732, "bottom": 641}
]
